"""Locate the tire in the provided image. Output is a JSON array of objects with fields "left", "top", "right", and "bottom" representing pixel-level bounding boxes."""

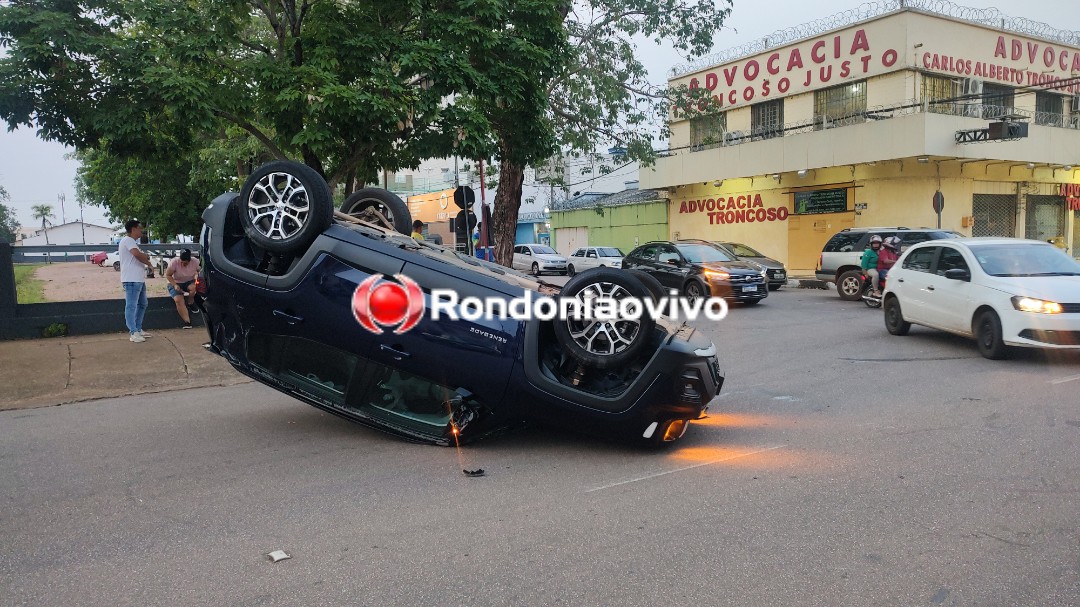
[
  {"left": 238, "top": 161, "right": 333, "bottom": 254},
  {"left": 113, "top": 261, "right": 120, "bottom": 272},
  {"left": 553, "top": 268, "right": 656, "bottom": 370},
  {"left": 567, "top": 264, "right": 576, "bottom": 277},
  {"left": 684, "top": 280, "right": 706, "bottom": 304},
  {"left": 626, "top": 269, "right": 666, "bottom": 303},
  {"left": 974, "top": 309, "right": 1009, "bottom": 360},
  {"left": 340, "top": 188, "right": 412, "bottom": 235},
  {"left": 768, "top": 284, "right": 782, "bottom": 291},
  {"left": 837, "top": 270, "right": 864, "bottom": 301},
  {"left": 883, "top": 296, "right": 910, "bottom": 335},
  {"left": 531, "top": 262, "right": 540, "bottom": 276}
]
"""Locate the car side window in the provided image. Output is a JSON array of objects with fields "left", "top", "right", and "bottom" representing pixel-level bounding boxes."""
[
  {"left": 658, "top": 246, "right": 681, "bottom": 264},
  {"left": 935, "top": 247, "right": 969, "bottom": 275},
  {"left": 572, "top": 249, "right": 584, "bottom": 257},
  {"left": 586, "top": 250, "right": 597, "bottom": 258},
  {"left": 824, "top": 232, "right": 861, "bottom": 253},
  {"left": 902, "top": 247, "right": 937, "bottom": 272},
  {"left": 513, "top": 246, "right": 522, "bottom": 254},
  {"left": 636, "top": 245, "right": 659, "bottom": 261},
  {"left": 901, "top": 232, "right": 934, "bottom": 246},
  {"left": 523, "top": 247, "right": 532, "bottom": 256}
]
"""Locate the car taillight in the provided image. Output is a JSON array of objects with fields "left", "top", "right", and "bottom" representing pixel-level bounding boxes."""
[{"left": 817, "top": 254, "right": 822, "bottom": 271}]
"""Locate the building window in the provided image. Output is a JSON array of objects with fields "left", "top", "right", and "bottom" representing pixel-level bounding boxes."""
[
  {"left": 751, "top": 100, "right": 784, "bottom": 140},
  {"left": 1035, "top": 92, "right": 1064, "bottom": 127},
  {"left": 690, "top": 113, "right": 727, "bottom": 151},
  {"left": 922, "top": 75, "right": 961, "bottom": 116},
  {"left": 814, "top": 81, "right": 866, "bottom": 130},
  {"left": 981, "top": 83, "right": 1014, "bottom": 119}
]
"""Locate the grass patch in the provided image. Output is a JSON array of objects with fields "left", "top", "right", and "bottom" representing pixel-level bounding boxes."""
[{"left": 14, "top": 263, "right": 47, "bottom": 304}]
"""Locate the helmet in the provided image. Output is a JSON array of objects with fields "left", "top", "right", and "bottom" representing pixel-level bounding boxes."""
[
  {"left": 883, "top": 236, "right": 901, "bottom": 250},
  {"left": 869, "top": 235, "right": 883, "bottom": 245}
]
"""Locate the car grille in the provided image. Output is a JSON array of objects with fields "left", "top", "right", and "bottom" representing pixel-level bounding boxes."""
[
  {"left": 1059, "top": 303, "right": 1080, "bottom": 313},
  {"left": 728, "top": 274, "right": 765, "bottom": 284},
  {"left": 708, "top": 357, "right": 722, "bottom": 385}
]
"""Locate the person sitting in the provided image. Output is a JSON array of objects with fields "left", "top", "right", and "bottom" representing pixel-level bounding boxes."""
[
  {"left": 861, "top": 235, "right": 882, "bottom": 295},
  {"left": 166, "top": 249, "right": 200, "bottom": 329},
  {"left": 876, "top": 236, "right": 901, "bottom": 295},
  {"left": 411, "top": 220, "right": 425, "bottom": 241}
]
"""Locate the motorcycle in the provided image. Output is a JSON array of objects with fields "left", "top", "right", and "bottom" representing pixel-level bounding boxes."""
[{"left": 860, "top": 272, "right": 885, "bottom": 308}]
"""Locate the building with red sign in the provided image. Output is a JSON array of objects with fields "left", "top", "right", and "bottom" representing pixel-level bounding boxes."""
[{"left": 640, "top": 0, "right": 1080, "bottom": 273}]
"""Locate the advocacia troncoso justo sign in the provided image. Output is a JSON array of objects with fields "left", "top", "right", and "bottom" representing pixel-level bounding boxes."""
[{"left": 678, "top": 193, "right": 790, "bottom": 225}]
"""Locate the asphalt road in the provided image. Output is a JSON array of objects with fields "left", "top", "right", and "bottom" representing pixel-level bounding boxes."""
[{"left": 3, "top": 286, "right": 1080, "bottom": 606}]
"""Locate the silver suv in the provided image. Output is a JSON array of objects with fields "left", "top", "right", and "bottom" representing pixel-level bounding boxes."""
[{"left": 816, "top": 227, "right": 962, "bottom": 300}]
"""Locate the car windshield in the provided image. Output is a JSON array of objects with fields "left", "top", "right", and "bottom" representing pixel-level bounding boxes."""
[
  {"left": 968, "top": 243, "right": 1080, "bottom": 277},
  {"left": 596, "top": 247, "right": 622, "bottom": 257},
  {"left": 532, "top": 246, "right": 557, "bottom": 255},
  {"left": 676, "top": 244, "right": 735, "bottom": 263},
  {"left": 725, "top": 243, "right": 762, "bottom": 257}
]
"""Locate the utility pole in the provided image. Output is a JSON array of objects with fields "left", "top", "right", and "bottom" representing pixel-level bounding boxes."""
[{"left": 58, "top": 193, "right": 66, "bottom": 224}]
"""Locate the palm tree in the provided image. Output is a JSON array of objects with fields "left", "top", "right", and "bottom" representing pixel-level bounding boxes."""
[{"left": 31, "top": 204, "right": 55, "bottom": 263}]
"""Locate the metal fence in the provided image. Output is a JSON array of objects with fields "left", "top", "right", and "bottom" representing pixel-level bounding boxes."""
[{"left": 972, "top": 194, "right": 1016, "bottom": 237}]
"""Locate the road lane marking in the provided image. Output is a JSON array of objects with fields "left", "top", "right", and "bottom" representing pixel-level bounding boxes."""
[
  {"left": 1050, "top": 375, "right": 1080, "bottom": 385},
  {"left": 584, "top": 445, "right": 785, "bottom": 493}
]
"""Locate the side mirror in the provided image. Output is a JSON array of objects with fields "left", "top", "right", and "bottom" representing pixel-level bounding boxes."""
[
  {"left": 665, "top": 258, "right": 680, "bottom": 266},
  {"left": 944, "top": 268, "right": 970, "bottom": 282}
]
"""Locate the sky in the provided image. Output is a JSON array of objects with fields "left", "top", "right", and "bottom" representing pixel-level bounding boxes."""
[{"left": 0, "top": 0, "right": 1075, "bottom": 230}]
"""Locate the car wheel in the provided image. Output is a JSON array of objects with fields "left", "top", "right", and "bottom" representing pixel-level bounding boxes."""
[
  {"left": 553, "top": 268, "right": 656, "bottom": 370},
  {"left": 567, "top": 264, "right": 576, "bottom": 277},
  {"left": 684, "top": 280, "right": 706, "bottom": 304},
  {"left": 626, "top": 269, "right": 665, "bottom": 303},
  {"left": 113, "top": 261, "right": 120, "bottom": 271},
  {"left": 531, "top": 262, "right": 540, "bottom": 276},
  {"left": 974, "top": 309, "right": 1009, "bottom": 360},
  {"left": 340, "top": 188, "right": 412, "bottom": 235},
  {"left": 837, "top": 270, "right": 863, "bottom": 301},
  {"left": 238, "top": 161, "right": 333, "bottom": 254},
  {"left": 883, "top": 295, "right": 910, "bottom": 335}
]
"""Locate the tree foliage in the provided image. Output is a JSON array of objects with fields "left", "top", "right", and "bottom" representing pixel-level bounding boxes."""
[{"left": 0, "top": 185, "right": 19, "bottom": 243}]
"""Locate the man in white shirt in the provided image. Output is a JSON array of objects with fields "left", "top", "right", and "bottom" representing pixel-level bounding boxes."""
[{"left": 119, "top": 220, "right": 155, "bottom": 343}]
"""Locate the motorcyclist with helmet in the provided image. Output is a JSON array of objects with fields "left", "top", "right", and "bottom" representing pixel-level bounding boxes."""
[
  {"left": 861, "top": 235, "right": 882, "bottom": 295},
  {"left": 875, "top": 236, "right": 902, "bottom": 296}
]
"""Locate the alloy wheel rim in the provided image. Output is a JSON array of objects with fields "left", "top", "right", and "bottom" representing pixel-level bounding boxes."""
[
  {"left": 564, "top": 281, "right": 642, "bottom": 356},
  {"left": 842, "top": 277, "right": 860, "bottom": 295},
  {"left": 247, "top": 172, "right": 310, "bottom": 240}
]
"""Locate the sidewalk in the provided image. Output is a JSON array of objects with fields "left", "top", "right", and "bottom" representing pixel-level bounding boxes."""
[{"left": 0, "top": 328, "right": 250, "bottom": 411}]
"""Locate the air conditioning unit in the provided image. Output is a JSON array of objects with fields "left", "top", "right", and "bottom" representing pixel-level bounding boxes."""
[
  {"left": 960, "top": 78, "right": 984, "bottom": 118},
  {"left": 721, "top": 130, "right": 744, "bottom": 147},
  {"left": 962, "top": 78, "right": 983, "bottom": 96}
]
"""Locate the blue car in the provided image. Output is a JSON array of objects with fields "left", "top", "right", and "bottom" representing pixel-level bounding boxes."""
[{"left": 199, "top": 161, "right": 723, "bottom": 446}]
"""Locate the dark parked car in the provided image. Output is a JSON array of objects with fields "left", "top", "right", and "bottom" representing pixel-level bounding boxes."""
[
  {"left": 622, "top": 240, "right": 768, "bottom": 304},
  {"left": 200, "top": 161, "right": 723, "bottom": 447},
  {"left": 714, "top": 242, "right": 787, "bottom": 291}
]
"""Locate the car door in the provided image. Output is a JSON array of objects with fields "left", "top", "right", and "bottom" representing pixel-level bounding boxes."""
[
  {"left": 569, "top": 248, "right": 586, "bottom": 271},
  {"left": 511, "top": 245, "right": 526, "bottom": 271},
  {"left": 923, "top": 245, "right": 976, "bottom": 333},
  {"left": 625, "top": 244, "right": 660, "bottom": 278},
  {"left": 655, "top": 245, "right": 687, "bottom": 289},
  {"left": 584, "top": 247, "right": 600, "bottom": 269},
  {"left": 893, "top": 245, "right": 939, "bottom": 325}
]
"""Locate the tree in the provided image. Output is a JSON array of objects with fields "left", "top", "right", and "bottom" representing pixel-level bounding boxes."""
[
  {"left": 0, "top": 186, "right": 19, "bottom": 243},
  {"left": 488, "top": 0, "right": 732, "bottom": 265},
  {"left": 31, "top": 204, "right": 53, "bottom": 257},
  {"left": 1, "top": 0, "right": 564, "bottom": 195}
]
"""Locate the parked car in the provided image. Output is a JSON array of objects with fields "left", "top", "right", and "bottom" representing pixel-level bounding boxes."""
[
  {"left": 816, "top": 227, "right": 963, "bottom": 300},
  {"left": 714, "top": 242, "right": 787, "bottom": 290},
  {"left": 104, "top": 252, "right": 122, "bottom": 271},
  {"left": 90, "top": 251, "right": 109, "bottom": 266},
  {"left": 512, "top": 244, "right": 568, "bottom": 276},
  {"left": 883, "top": 238, "right": 1080, "bottom": 359},
  {"left": 622, "top": 240, "right": 767, "bottom": 304},
  {"left": 200, "top": 161, "right": 723, "bottom": 446},
  {"left": 567, "top": 246, "right": 624, "bottom": 276}
]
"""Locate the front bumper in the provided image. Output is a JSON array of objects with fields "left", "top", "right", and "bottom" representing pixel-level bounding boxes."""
[{"left": 1001, "top": 308, "right": 1080, "bottom": 349}]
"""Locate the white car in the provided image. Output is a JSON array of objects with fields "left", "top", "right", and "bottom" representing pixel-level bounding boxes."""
[
  {"left": 512, "top": 244, "right": 568, "bottom": 276},
  {"left": 566, "top": 246, "right": 624, "bottom": 276},
  {"left": 883, "top": 238, "right": 1080, "bottom": 359}
]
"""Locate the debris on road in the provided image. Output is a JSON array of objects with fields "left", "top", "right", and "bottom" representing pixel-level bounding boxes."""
[
  {"left": 268, "top": 550, "right": 291, "bottom": 563},
  {"left": 463, "top": 469, "right": 485, "bottom": 477}
]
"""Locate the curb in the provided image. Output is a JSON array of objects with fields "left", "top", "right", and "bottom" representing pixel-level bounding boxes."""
[{"left": 786, "top": 278, "right": 832, "bottom": 290}]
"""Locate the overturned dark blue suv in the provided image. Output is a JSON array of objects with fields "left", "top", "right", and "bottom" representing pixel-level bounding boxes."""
[{"left": 200, "top": 161, "right": 723, "bottom": 446}]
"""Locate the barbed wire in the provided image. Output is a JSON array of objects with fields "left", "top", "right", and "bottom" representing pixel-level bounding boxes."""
[{"left": 671, "top": 0, "right": 1080, "bottom": 77}]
